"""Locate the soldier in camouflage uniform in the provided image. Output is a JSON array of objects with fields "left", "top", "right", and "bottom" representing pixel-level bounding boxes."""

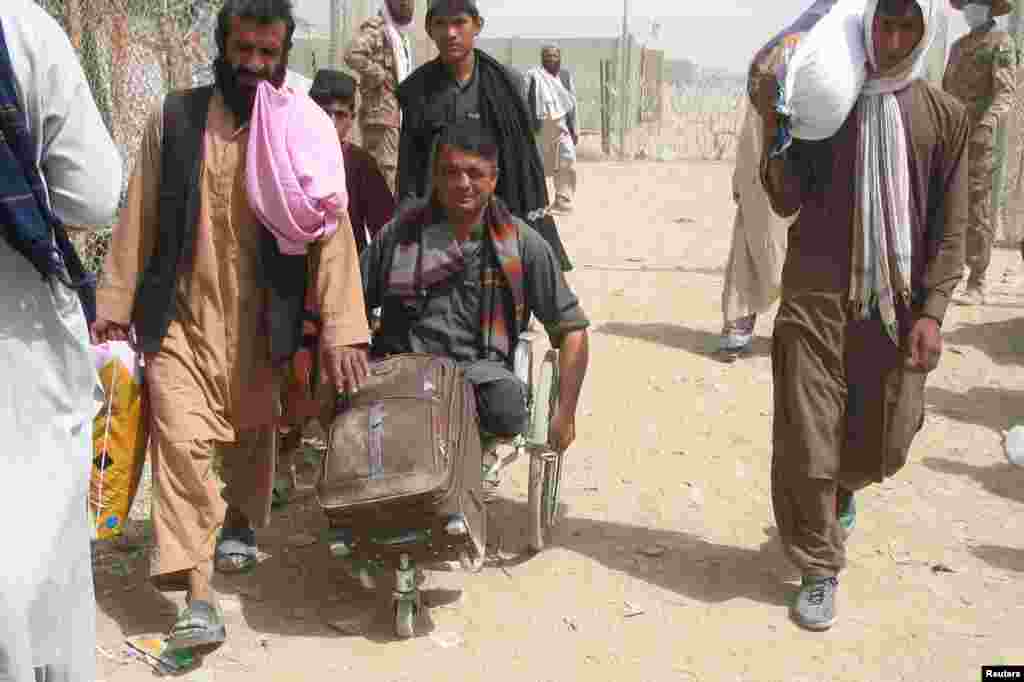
[
  {"left": 344, "top": 0, "right": 417, "bottom": 195},
  {"left": 943, "top": 0, "right": 1017, "bottom": 305}
]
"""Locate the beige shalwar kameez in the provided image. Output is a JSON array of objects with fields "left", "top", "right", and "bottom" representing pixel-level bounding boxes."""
[
  {"left": 721, "top": 106, "right": 793, "bottom": 324},
  {"left": 97, "top": 92, "right": 369, "bottom": 589}
]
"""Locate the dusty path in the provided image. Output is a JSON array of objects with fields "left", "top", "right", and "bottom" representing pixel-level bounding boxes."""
[{"left": 95, "top": 161, "right": 1024, "bottom": 682}]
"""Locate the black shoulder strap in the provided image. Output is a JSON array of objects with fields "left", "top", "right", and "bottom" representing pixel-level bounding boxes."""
[
  {"left": 161, "top": 86, "right": 213, "bottom": 271},
  {"left": 133, "top": 86, "right": 213, "bottom": 351}
]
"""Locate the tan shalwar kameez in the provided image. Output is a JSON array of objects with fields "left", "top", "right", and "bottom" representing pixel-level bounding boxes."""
[
  {"left": 765, "top": 82, "right": 968, "bottom": 578},
  {"left": 97, "top": 92, "right": 370, "bottom": 589}
]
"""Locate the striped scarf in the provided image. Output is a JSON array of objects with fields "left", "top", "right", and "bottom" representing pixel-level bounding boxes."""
[
  {"left": 0, "top": 19, "right": 87, "bottom": 288},
  {"left": 386, "top": 197, "right": 525, "bottom": 361},
  {"left": 852, "top": 0, "right": 939, "bottom": 345}
]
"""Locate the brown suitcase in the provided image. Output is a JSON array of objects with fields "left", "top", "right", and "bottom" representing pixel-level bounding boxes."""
[{"left": 317, "top": 354, "right": 486, "bottom": 560}]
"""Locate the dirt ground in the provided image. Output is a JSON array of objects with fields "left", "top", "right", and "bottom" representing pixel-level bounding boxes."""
[{"left": 93, "top": 160, "right": 1024, "bottom": 682}]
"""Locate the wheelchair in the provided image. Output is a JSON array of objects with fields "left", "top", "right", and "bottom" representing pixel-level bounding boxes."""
[
  {"left": 323, "top": 330, "right": 565, "bottom": 639},
  {"left": 482, "top": 329, "right": 565, "bottom": 553}
]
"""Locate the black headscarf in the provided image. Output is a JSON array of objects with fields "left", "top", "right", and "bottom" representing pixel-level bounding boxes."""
[
  {"left": 398, "top": 49, "right": 549, "bottom": 223},
  {"left": 425, "top": 0, "right": 480, "bottom": 23}
]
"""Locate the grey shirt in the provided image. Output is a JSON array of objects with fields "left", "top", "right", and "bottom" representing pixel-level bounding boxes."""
[
  {"left": 420, "top": 59, "right": 482, "bottom": 198},
  {"left": 440, "top": 56, "right": 481, "bottom": 125},
  {"left": 362, "top": 216, "right": 589, "bottom": 371}
]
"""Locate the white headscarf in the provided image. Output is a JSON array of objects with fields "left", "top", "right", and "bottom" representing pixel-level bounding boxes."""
[
  {"left": 962, "top": 3, "right": 992, "bottom": 30},
  {"left": 852, "top": 0, "right": 941, "bottom": 344}
]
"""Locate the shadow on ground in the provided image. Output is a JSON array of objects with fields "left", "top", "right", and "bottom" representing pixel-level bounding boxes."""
[
  {"left": 945, "top": 316, "right": 1024, "bottom": 366},
  {"left": 92, "top": 522, "right": 180, "bottom": 637},
  {"left": 96, "top": 492, "right": 796, "bottom": 646},
  {"left": 921, "top": 456, "right": 1024, "bottom": 505},
  {"left": 579, "top": 264, "right": 725, "bottom": 277},
  {"left": 488, "top": 498, "right": 796, "bottom": 609},
  {"left": 970, "top": 544, "right": 1024, "bottom": 572},
  {"left": 925, "top": 386, "right": 1024, "bottom": 433},
  {"left": 597, "top": 321, "right": 771, "bottom": 360}
]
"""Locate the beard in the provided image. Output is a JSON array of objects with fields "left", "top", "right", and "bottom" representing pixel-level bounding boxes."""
[{"left": 213, "top": 56, "right": 288, "bottom": 123}]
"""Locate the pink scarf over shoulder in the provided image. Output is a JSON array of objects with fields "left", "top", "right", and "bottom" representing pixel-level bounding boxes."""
[{"left": 246, "top": 80, "right": 347, "bottom": 255}]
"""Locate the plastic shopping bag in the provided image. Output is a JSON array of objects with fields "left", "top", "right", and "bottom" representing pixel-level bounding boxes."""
[{"left": 90, "top": 341, "right": 148, "bottom": 539}]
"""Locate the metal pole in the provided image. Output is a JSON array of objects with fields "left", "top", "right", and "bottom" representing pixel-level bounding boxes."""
[
  {"left": 329, "top": 0, "right": 341, "bottom": 68},
  {"left": 617, "top": 0, "right": 630, "bottom": 159},
  {"left": 993, "top": 4, "right": 1023, "bottom": 240},
  {"left": 600, "top": 60, "right": 610, "bottom": 155}
]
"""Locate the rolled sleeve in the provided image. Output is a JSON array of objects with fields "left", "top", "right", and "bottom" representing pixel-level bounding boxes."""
[
  {"left": 921, "top": 103, "right": 970, "bottom": 326},
  {"left": 520, "top": 221, "right": 589, "bottom": 346},
  {"left": 314, "top": 213, "right": 371, "bottom": 348}
]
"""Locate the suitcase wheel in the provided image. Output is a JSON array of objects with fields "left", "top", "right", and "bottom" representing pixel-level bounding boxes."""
[
  {"left": 394, "top": 598, "right": 417, "bottom": 639},
  {"left": 458, "top": 547, "right": 484, "bottom": 573}
]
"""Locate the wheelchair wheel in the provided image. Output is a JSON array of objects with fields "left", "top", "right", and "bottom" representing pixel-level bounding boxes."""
[
  {"left": 528, "top": 350, "right": 558, "bottom": 447},
  {"left": 528, "top": 452, "right": 548, "bottom": 552},
  {"left": 394, "top": 599, "right": 416, "bottom": 639},
  {"left": 528, "top": 353, "right": 559, "bottom": 552}
]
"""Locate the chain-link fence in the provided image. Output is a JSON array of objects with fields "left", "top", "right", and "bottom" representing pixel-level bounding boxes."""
[
  {"left": 999, "top": 65, "right": 1024, "bottom": 245},
  {"left": 627, "top": 74, "right": 744, "bottom": 162}
]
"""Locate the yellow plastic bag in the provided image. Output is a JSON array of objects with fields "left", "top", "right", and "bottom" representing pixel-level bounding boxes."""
[{"left": 90, "top": 341, "right": 147, "bottom": 540}]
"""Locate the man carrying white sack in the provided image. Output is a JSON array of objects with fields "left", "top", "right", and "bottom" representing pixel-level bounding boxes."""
[
  {"left": 758, "top": 0, "right": 967, "bottom": 631},
  {"left": 93, "top": 0, "right": 369, "bottom": 651},
  {"left": 0, "top": 1, "right": 122, "bottom": 681}
]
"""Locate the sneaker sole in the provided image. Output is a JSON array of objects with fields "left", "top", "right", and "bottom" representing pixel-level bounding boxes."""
[
  {"left": 716, "top": 344, "right": 752, "bottom": 363},
  {"left": 791, "top": 611, "right": 837, "bottom": 631}
]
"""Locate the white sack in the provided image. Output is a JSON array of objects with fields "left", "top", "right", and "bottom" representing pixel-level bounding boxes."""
[{"left": 783, "top": 0, "right": 868, "bottom": 141}]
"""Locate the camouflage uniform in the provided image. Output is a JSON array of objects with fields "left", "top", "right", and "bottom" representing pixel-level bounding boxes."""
[
  {"left": 344, "top": 14, "right": 409, "bottom": 194},
  {"left": 943, "top": 23, "right": 1017, "bottom": 289}
]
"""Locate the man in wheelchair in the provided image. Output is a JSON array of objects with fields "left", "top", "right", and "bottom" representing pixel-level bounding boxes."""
[{"left": 358, "top": 119, "right": 590, "bottom": 470}]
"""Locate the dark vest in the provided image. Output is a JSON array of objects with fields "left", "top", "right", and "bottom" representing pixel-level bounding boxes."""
[{"left": 131, "top": 86, "right": 306, "bottom": 366}]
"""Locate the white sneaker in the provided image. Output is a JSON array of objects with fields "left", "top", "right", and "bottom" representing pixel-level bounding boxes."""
[
  {"left": 719, "top": 314, "right": 756, "bottom": 354},
  {"left": 1004, "top": 426, "right": 1024, "bottom": 467}
]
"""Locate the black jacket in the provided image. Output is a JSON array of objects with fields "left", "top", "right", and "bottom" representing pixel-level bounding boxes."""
[{"left": 396, "top": 49, "right": 550, "bottom": 221}]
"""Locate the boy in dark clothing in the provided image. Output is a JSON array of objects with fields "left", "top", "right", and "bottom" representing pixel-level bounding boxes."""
[
  {"left": 396, "top": 0, "right": 573, "bottom": 271},
  {"left": 310, "top": 69, "right": 395, "bottom": 252}
]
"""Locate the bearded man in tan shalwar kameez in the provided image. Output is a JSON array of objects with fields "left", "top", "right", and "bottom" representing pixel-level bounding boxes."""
[{"left": 93, "top": 0, "right": 371, "bottom": 652}]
